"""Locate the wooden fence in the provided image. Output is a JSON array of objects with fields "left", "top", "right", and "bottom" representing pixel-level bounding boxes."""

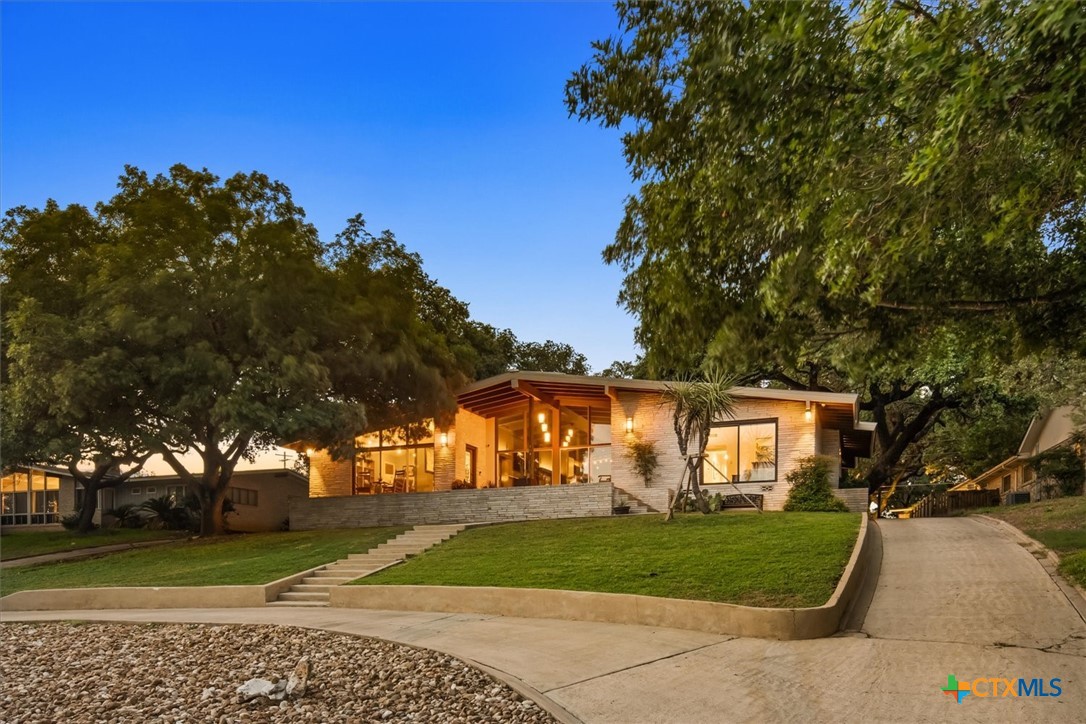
[{"left": 907, "top": 489, "right": 1000, "bottom": 518}]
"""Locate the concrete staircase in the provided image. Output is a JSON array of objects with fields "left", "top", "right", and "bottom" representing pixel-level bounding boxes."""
[
  {"left": 612, "top": 487, "right": 657, "bottom": 515},
  {"left": 268, "top": 524, "right": 467, "bottom": 607}
]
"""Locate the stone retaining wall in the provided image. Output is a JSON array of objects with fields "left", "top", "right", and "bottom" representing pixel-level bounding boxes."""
[
  {"left": 289, "top": 483, "right": 614, "bottom": 530},
  {"left": 833, "top": 488, "right": 868, "bottom": 513}
]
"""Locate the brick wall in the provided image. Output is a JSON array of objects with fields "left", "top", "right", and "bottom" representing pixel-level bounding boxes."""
[{"left": 289, "top": 482, "right": 614, "bottom": 529}]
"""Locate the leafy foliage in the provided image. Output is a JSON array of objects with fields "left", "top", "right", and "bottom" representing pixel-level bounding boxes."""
[
  {"left": 783, "top": 457, "right": 850, "bottom": 513},
  {"left": 567, "top": 0, "right": 1086, "bottom": 488},
  {"left": 625, "top": 436, "right": 659, "bottom": 487},
  {"left": 1034, "top": 447, "right": 1086, "bottom": 497}
]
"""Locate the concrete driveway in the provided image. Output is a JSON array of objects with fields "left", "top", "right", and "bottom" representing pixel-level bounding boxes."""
[{"left": 4, "top": 517, "right": 1085, "bottom": 722}]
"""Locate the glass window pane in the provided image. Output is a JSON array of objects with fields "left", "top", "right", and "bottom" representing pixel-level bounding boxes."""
[
  {"left": 560, "top": 407, "right": 590, "bottom": 448},
  {"left": 497, "top": 413, "right": 526, "bottom": 451},
  {"left": 741, "top": 422, "right": 776, "bottom": 481},
  {"left": 559, "top": 448, "right": 589, "bottom": 484},
  {"left": 530, "top": 405, "right": 556, "bottom": 449},
  {"left": 356, "top": 431, "right": 381, "bottom": 448},
  {"left": 498, "top": 451, "right": 528, "bottom": 487},
  {"left": 705, "top": 426, "right": 739, "bottom": 483},
  {"left": 589, "top": 447, "right": 612, "bottom": 483},
  {"left": 531, "top": 451, "right": 554, "bottom": 486},
  {"left": 31, "top": 470, "right": 47, "bottom": 491},
  {"left": 590, "top": 408, "right": 612, "bottom": 445}
]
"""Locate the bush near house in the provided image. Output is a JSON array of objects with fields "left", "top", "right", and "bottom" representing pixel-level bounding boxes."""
[{"left": 783, "top": 457, "right": 849, "bottom": 513}]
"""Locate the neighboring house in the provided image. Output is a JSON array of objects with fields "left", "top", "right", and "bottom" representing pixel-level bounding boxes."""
[
  {"left": 299, "top": 371, "right": 876, "bottom": 515},
  {"left": 952, "top": 406, "right": 1080, "bottom": 502},
  {"left": 0, "top": 465, "right": 75, "bottom": 528},
  {"left": 114, "top": 468, "right": 309, "bottom": 532}
]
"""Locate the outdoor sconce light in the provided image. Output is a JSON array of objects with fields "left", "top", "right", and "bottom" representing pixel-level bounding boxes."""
[
  {"left": 804, "top": 402, "right": 813, "bottom": 423},
  {"left": 625, "top": 416, "right": 634, "bottom": 433},
  {"left": 440, "top": 432, "right": 448, "bottom": 448},
  {"left": 305, "top": 447, "right": 316, "bottom": 457}
]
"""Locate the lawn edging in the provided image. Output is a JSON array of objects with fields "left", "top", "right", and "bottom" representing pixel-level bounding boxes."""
[{"left": 329, "top": 513, "right": 874, "bottom": 640}]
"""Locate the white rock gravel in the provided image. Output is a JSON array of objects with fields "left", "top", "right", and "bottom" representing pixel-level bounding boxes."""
[{"left": 0, "top": 622, "right": 556, "bottom": 723}]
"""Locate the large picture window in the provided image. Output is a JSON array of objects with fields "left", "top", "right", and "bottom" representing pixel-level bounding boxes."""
[
  {"left": 704, "top": 420, "right": 778, "bottom": 484},
  {"left": 355, "top": 426, "right": 435, "bottom": 494}
]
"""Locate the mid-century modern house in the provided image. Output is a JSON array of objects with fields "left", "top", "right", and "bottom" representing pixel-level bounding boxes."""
[
  {"left": 292, "top": 372, "right": 876, "bottom": 527},
  {"left": 953, "top": 405, "right": 1081, "bottom": 503},
  {"left": 0, "top": 465, "right": 78, "bottom": 528}
]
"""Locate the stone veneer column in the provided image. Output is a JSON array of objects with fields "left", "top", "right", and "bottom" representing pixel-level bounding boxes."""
[
  {"left": 308, "top": 450, "right": 353, "bottom": 497},
  {"left": 433, "top": 430, "right": 455, "bottom": 491}
]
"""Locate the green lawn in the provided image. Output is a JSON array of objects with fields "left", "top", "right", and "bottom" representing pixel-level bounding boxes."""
[
  {"left": 975, "top": 496, "right": 1086, "bottom": 588},
  {"left": 1, "top": 527, "right": 404, "bottom": 595},
  {"left": 357, "top": 513, "right": 861, "bottom": 608},
  {"left": 0, "top": 528, "right": 186, "bottom": 561}
]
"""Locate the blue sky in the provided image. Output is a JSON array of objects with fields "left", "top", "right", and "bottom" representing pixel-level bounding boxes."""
[{"left": 2, "top": 1, "right": 639, "bottom": 371}]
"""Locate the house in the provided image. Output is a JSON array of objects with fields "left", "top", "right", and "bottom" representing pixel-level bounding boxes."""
[
  {"left": 292, "top": 372, "right": 876, "bottom": 527},
  {"left": 952, "top": 405, "right": 1081, "bottom": 502},
  {"left": 114, "top": 468, "right": 309, "bottom": 532},
  {"left": 0, "top": 465, "right": 77, "bottom": 528}
]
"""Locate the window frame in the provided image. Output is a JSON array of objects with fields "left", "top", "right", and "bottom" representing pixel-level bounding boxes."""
[{"left": 702, "top": 418, "right": 780, "bottom": 485}]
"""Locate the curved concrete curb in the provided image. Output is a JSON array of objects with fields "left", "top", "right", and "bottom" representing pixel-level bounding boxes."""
[{"left": 330, "top": 514, "right": 874, "bottom": 641}]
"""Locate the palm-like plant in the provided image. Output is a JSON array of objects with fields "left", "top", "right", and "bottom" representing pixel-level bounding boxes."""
[{"left": 662, "top": 367, "right": 737, "bottom": 517}]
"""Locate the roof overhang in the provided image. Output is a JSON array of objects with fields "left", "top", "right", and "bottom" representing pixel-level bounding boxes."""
[{"left": 457, "top": 373, "right": 875, "bottom": 463}]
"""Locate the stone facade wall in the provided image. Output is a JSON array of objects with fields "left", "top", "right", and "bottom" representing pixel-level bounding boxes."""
[
  {"left": 610, "top": 392, "right": 820, "bottom": 512},
  {"left": 289, "top": 482, "right": 614, "bottom": 530},
  {"left": 308, "top": 450, "right": 353, "bottom": 498},
  {"left": 833, "top": 488, "right": 868, "bottom": 513}
]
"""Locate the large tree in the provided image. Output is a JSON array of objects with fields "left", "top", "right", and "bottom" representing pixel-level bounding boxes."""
[
  {"left": 567, "top": 0, "right": 1086, "bottom": 487},
  {"left": 2, "top": 165, "right": 475, "bottom": 534}
]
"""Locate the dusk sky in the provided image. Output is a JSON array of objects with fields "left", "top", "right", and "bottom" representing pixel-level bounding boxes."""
[{"left": 2, "top": 1, "right": 639, "bottom": 373}]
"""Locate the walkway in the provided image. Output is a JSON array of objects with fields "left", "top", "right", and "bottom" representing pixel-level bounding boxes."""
[
  {"left": 4, "top": 518, "right": 1085, "bottom": 722},
  {"left": 0, "top": 538, "right": 184, "bottom": 569}
]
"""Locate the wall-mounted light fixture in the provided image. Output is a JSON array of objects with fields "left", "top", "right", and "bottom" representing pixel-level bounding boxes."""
[
  {"left": 305, "top": 447, "right": 316, "bottom": 457},
  {"left": 804, "top": 401, "right": 813, "bottom": 423},
  {"left": 440, "top": 432, "right": 449, "bottom": 448},
  {"left": 625, "top": 416, "right": 634, "bottom": 433}
]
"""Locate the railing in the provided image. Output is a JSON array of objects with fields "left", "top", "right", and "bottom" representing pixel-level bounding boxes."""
[{"left": 905, "top": 489, "right": 1000, "bottom": 518}]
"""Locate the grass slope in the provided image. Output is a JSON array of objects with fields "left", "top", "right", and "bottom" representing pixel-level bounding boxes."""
[
  {"left": 0, "top": 528, "right": 185, "bottom": 561},
  {"left": 1, "top": 527, "right": 405, "bottom": 595},
  {"left": 358, "top": 513, "right": 861, "bottom": 608},
  {"left": 976, "top": 495, "right": 1086, "bottom": 588}
]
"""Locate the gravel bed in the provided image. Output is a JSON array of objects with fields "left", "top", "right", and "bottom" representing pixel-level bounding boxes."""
[{"left": 0, "top": 622, "right": 557, "bottom": 723}]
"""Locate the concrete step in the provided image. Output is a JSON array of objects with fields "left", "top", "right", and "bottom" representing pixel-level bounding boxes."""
[
  {"left": 301, "top": 576, "right": 351, "bottom": 585},
  {"left": 267, "top": 600, "right": 329, "bottom": 608},
  {"left": 278, "top": 591, "right": 329, "bottom": 602},
  {"left": 348, "top": 553, "right": 406, "bottom": 562},
  {"left": 290, "top": 584, "right": 337, "bottom": 593}
]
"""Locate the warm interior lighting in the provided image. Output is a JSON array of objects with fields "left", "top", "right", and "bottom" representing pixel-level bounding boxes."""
[
  {"left": 625, "top": 416, "right": 634, "bottom": 433},
  {"left": 537, "top": 412, "right": 546, "bottom": 424},
  {"left": 544, "top": 431, "right": 551, "bottom": 444},
  {"left": 541, "top": 423, "right": 548, "bottom": 433},
  {"left": 305, "top": 447, "right": 316, "bottom": 457},
  {"left": 562, "top": 440, "right": 569, "bottom": 447},
  {"left": 804, "top": 402, "right": 813, "bottom": 423},
  {"left": 440, "top": 432, "right": 449, "bottom": 447},
  {"left": 567, "top": 428, "right": 573, "bottom": 437}
]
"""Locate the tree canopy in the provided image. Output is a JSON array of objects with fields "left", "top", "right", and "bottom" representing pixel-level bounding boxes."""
[
  {"left": 1, "top": 165, "right": 475, "bottom": 533},
  {"left": 568, "top": 0, "right": 1086, "bottom": 487}
]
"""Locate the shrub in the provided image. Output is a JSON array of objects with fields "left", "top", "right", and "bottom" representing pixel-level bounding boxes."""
[
  {"left": 105, "top": 504, "right": 143, "bottom": 529},
  {"left": 60, "top": 513, "right": 83, "bottom": 531},
  {"left": 626, "top": 437, "right": 659, "bottom": 487},
  {"left": 783, "top": 457, "right": 849, "bottom": 512},
  {"left": 708, "top": 492, "right": 723, "bottom": 512}
]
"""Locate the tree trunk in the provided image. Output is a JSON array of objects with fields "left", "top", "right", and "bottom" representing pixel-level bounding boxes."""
[
  {"left": 200, "top": 486, "right": 227, "bottom": 536},
  {"left": 77, "top": 481, "right": 100, "bottom": 533}
]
